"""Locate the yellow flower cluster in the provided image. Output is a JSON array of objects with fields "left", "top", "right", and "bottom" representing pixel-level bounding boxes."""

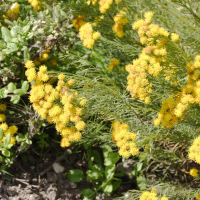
[
  {"left": 154, "top": 96, "right": 180, "bottom": 128},
  {"left": 0, "top": 103, "right": 17, "bottom": 146},
  {"left": 126, "top": 12, "right": 168, "bottom": 103},
  {"left": 33, "top": 45, "right": 51, "bottom": 67},
  {"left": 7, "top": 3, "right": 20, "bottom": 20},
  {"left": 28, "top": 0, "right": 42, "bottom": 11},
  {"left": 139, "top": 188, "right": 168, "bottom": 200},
  {"left": 99, "top": 0, "right": 113, "bottom": 13},
  {"left": 25, "top": 60, "right": 86, "bottom": 148},
  {"left": 154, "top": 55, "right": 200, "bottom": 128},
  {"left": 108, "top": 59, "right": 119, "bottom": 70},
  {"left": 189, "top": 168, "right": 199, "bottom": 178},
  {"left": 112, "top": 10, "right": 128, "bottom": 38},
  {"left": 189, "top": 135, "right": 200, "bottom": 164},
  {"left": 126, "top": 12, "right": 180, "bottom": 104},
  {"left": 111, "top": 121, "right": 139, "bottom": 158},
  {"left": 196, "top": 194, "right": 200, "bottom": 200},
  {"left": 72, "top": 16, "right": 86, "bottom": 30},
  {"left": 79, "top": 23, "right": 100, "bottom": 49},
  {"left": 87, "top": 0, "right": 98, "bottom": 5}
]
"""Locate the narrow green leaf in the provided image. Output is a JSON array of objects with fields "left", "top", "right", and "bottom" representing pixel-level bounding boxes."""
[
  {"left": 4, "top": 133, "right": 11, "bottom": 147},
  {"left": 0, "top": 128, "right": 4, "bottom": 140},
  {"left": 23, "top": 47, "right": 30, "bottom": 62}
]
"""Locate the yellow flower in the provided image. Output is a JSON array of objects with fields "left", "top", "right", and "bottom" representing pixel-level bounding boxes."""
[
  {"left": 190, "top": 168, "right": 199, "bottom": 178},
  {"left": 80, "top": 99, "right": 87, "bottom": 106},
  {"left": 25, "top": 60, "right": 35, "bottom": 69},
  {"left": 0, "top": 104, "right": 7, "bottom": 111},
  {"left": 0, "top": 114, "right": 6, "bottom": 122},
  {"left": 171, "top": 33, "right": 179, "bottom": 42}
]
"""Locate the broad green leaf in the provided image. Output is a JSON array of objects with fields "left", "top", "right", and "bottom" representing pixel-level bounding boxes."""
[
  {"left": 104, "top": 152, "right": 119, "bottom": 166},
  {"left": 4, "top": 133, "right": 11, "bottom": 147},
  {"left": 22, "top": 81, "right": 29, "bottom": 91},
  {"left": 2, "top": 149, "right": 10, "bottom": 157},
  {"left": 0, "top": 88, "right": 9, "bottom": 99},
  {"left": 11, "top": 26, "right": 21, "bottom": 38},
  {"left": 7, "top": 82, "right": 16, "bottom": 93},
  {"left": 11, "top": 38, "right": 19, "bottom": 43},
  {"left": 137, "top": 176, "right": 147, "bottom": 190},
  {"left": 105, "top": 165, "right": 115, "bottom": 179},
  {"left": 13, "top": 89, "right": 26, "bottom": 95},
  {"left": 115, "top": 171, "right": 126, "bottom": 177},
  {"left": 81, "top": 189, "right": 94, "bottom": 200},
  {"left": 112, "top": 180, "right": 121, "bottom": 191},
  {"left": 86, "top": 164, "right": 104, "bottom": 181},
  {"left": 11, "top": 95, "right": 20, "bottom": 104},
  {"left": 0, "top": 41, "right": 6, "bottom": 48},
  {"left": 66, "top": 169, "right": 84, "bottom": 182},
  {"left": 102, "top": 181, "right": 113, "bottom": 194},
  {"left": 1, "top": 27, "right": 12, "bottom": 43},
  {"left": 0, "top": 128, "right": 4, "bottom": 140}
]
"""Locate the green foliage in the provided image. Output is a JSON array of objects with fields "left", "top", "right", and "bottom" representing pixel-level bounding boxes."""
[{"left": 66, "top": 169, "right": 84, "bottom": 182}]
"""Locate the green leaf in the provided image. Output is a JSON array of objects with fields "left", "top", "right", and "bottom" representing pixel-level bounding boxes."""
[
  {"left": 90, "top": 150, "right": 102, "bottom": 164},
  {"left": 22, "top": 81, "right": 29, "bottom": 91},
  {"left": 22, "top": 25, "right": 31, "bottom": 36},
  {"left": 1, "top": 27, "right": 12, "bottom": 43},
  {"left": 115, "top": 171, "right": 126, "bottom": 177},
  {"left": 0, "top": 52, "right": 6, "bottom": 61},
  {"left": 2, "top": 149, "right": 10, "bottom": 157},
  {"left": 7, "top": 82, "right": 16, "bottom": 93},
  {"left": 0, "top": 128, "right": 4, "bottom": 140},
  {"left": 0, "top": 88, "right": 9, "bottom": 99},
  {"left": 105, "top": 165, "right": 115, "bottom": 179},
  {"left": 81, "top": 189, "right": 94, "bottom": 200},
  {"left": 4, "top": 133, "right": 11, "bottom": 147},
  {"left": 11, "top": 38, "right": 19, "bottom": 43},
  {"left": 131, "top": 163, "right": 143, "bottom": 177},
  {"left": 66, "top": 169, "right": 84, "bottom": 182},
  {"left": 4, "top": 19, "right": 14, "bottom": 26},
  {"left": 11, "top": 26, "right": 21, "bottom": 38},
  {"left": 0, "top": 156, "right": 5, "bottom": 163},
  {"left": 86, "top": 164, "right": 104, "bottom": 181},
  {"left": 23, "top": 47, "right": 30, "bottom": 62},
  {"left": 11, "top": 56, "right": 21, "bottom": 63},
  {"left": 13, "top": 89, "right": 26, "bottom": 95},
  {"left": 137, "top": 176, "right": 147, "bottom": 190},
  {"left": 104, "top": 152, "right": 120, "bottom": 166},
  {"left": 0, "top": 41, "right": 6, "bottom": 48},
  {"left": 112, "top": 180, "right": 121, "bottom": 191},
  {"left": 102, "top": 181, "right": 113, "bottom": 194},
  {"left": 10, "top": 95, "right": 20, "bottom": 104}
]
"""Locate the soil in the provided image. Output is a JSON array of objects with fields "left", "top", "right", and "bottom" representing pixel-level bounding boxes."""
[{"left": 0, "top": 150, "right": 135, "bottom": 200}]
